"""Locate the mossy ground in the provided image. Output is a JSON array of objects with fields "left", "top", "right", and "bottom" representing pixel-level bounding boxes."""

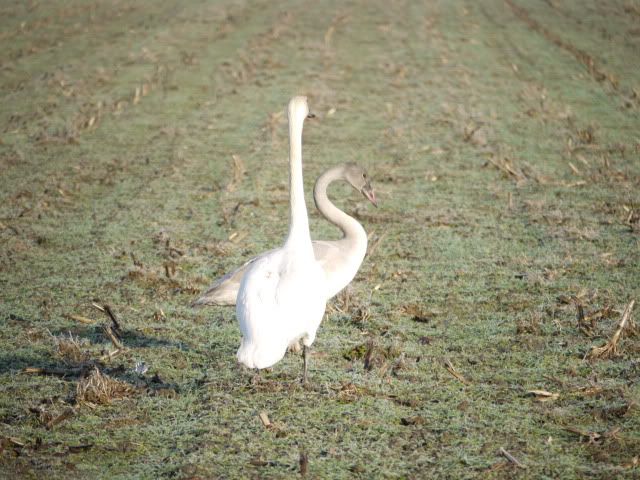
[{"left": 1, "top": 0, "right": 639, "bottom": 478}]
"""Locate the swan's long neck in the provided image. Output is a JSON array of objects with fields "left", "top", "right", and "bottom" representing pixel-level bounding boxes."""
[
  {"left": 313, "top": 166, "right": 367, "bottom": 243},
  {"left": 285, "top": 113, "right": 312, "bottom": 248}
]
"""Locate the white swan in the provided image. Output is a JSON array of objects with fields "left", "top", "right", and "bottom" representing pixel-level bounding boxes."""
[
  {"left": 236, "top": 96, "right": 326, "bottom": 382},
  {"left": 192, "top": 163, "right": 377, "bottom": 307}
]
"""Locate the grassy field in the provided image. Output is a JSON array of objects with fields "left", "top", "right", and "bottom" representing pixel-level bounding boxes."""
[{"left": 1, "top": 0, "right": 639, "bottom": 478}]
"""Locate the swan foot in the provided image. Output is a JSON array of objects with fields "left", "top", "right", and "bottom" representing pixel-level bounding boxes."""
[
  {"left": 250, "top": 367, "right": 272, "bottom": 381},
  {"left": 249, "top": 368, "right": 261, "bottom": 385},
  {"left": 302, "top": 345, "right": 310, "bottom": 385}
]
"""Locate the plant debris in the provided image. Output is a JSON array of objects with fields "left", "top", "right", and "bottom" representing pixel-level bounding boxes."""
[
  {"left": 258, "top": 411, "right": 271, "bottom": 428},
  {"left": 444, "top": 358, "right": 468, "bottom": 384},
  {"left": 526, "top": 390, "right": 559, "bottom": 402},
  {"left": 586, "top": 300, "right": 635, "bottom": 360},
  {"left": 299, "top": 450, "right": 308, "bottom": 476},
  {"left": 563, "top": 426, "right": 621, "bottom": 445},
  {"left": 401, "top": 304, "right": 438, "bottom": 323},
  {"left": 53, "top": 332, "right": 90, "bottom": 364},
  {"left": 576, "top": 301, "right": 615, "bottom": 337},
  {"left": 46, "top": 407, "right": 76, "bottom": 430},
  {"left": 225, "top": 154, "right": 245, "bottom": 192},
  {"left": 92, "top": 303, "right": 126, "bottom": 349},
  {"left": 332, "top": 382, "right": 367, "bottom": 403},
  {"left": 75, "top": 367, "right": 136, "bottom": 406},
  {"left": 400, "top": 416, "right": 425, "bottom": 426},
  {"left": 65, "top": 314, "right": 94, "bottom": 325},
  {"left": 500, "top": 447, "right": 526, "bottom": 469}
]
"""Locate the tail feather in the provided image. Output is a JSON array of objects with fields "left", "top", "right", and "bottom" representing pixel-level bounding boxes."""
[
  {"left": 191, "top": 283, "right": 238, "bottom": 307},
  {"left": 191, "top": 257, "right": 262, "bottom": 308}
]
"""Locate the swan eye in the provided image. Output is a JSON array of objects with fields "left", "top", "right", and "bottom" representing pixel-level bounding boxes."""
[{"left": 362, "top": 173, "right": 367, "bottom": 179}]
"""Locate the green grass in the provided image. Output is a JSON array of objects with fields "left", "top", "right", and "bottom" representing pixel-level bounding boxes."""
[{"left": 1, "top": 0, "right": 639, "bottom": 478}]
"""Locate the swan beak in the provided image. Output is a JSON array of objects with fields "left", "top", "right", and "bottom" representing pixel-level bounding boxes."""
[
  {"left": 306, "top": 112, "right": 316, "bottom": 119},
  {"left": 362, "top": 183, "right": 378, "bottom": 207}
]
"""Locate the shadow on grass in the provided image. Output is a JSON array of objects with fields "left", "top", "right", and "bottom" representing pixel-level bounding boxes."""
[
  {"left": 0, "top": 351, "right": 68, "bottom": 376},
  {"left": 49, "top": 324, "right": 191, "bottom": 351},
  {"left": 0, "top": 350, "right": 181, "bottom": 399}
]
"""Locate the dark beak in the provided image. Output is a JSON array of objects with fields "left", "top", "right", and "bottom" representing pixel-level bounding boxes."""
[
  {"left": 362, "top": 183, "right": 378, "bottom": 207},
  {"left": 306, "top": 112, "right": 316, "bottom": 119}
]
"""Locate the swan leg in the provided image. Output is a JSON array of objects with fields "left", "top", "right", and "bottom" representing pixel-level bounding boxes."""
[{"left": 302, "top": 345, "right": 309, "bottom": 385}]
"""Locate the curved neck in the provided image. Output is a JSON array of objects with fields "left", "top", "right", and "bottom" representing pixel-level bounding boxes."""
[
  {"left": 313, "top": 166, "right": 366, "bottom": 241},
  {"left": 285, "top": 115, "right": 311, "bottom": 247}
]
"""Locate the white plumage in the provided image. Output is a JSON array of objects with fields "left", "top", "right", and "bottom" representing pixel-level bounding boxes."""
[
  {"left": 191, "top": 163, "right": 377, "bottom": 308},
  {"left": 236, "top": 96, "right": 327, "bottom": 380}
]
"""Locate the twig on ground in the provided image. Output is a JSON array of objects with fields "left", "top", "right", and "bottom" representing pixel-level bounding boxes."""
[
  {"left": 226, "top": 154, "right": 245, "bottom": 192},
  {"left": 66, "top": 314, "right": 94, "bottom": 325},
  {"left": 586, "top": 300, "right": 635, "bottom": 360},
  {"left": 93, "top": 303, "right": 125, "bottom": 349},
  {"left": 46, "top": 407, "right": 75, "bottom": 430},
  {"left": 500, "top": 447, "right": 525, "bottom": 468},
  {"left": 102, "top": 324, "right": 123, "bottom": 350},
  {"left": 444, "top": 359, "right": 468, "bottom": 384},
  {"left": 100, "top": 349, "right": 123, "bottom": 362},
  {"left": 568, "top": 162, "right": 581, "bottom": 176},
  {"left": 486, "top": 154, "right": 528, "bottom": 183},
  {"left": 102, "top": 305, "right": 122, "bottom": 334},
  {"left": 259, "top": 411, "right": 271, "bottom": 428},
  {"left": 91, "top": 303, "right": 105, "bottom": 312},
  {"left": 526, "top": 390, "right": 559, "bottom": 402},
  {"left": 367, "top": 231, "right": 386, "bottom": 258}
]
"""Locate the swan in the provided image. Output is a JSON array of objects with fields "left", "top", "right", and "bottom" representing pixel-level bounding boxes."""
[
  {"left": 235, "top": 96, "right": 326, "bottom": 382},
  {"left": 192, "top": 163, "right": 377, "bottom": 307}
]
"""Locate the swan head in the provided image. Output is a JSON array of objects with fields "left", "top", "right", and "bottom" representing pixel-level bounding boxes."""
[
  {"left": 288, "top": 96, "right": 314, "bottom": 126},
  {"left": 343, "top": 163, "right": 377, "bottom": 207}
]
